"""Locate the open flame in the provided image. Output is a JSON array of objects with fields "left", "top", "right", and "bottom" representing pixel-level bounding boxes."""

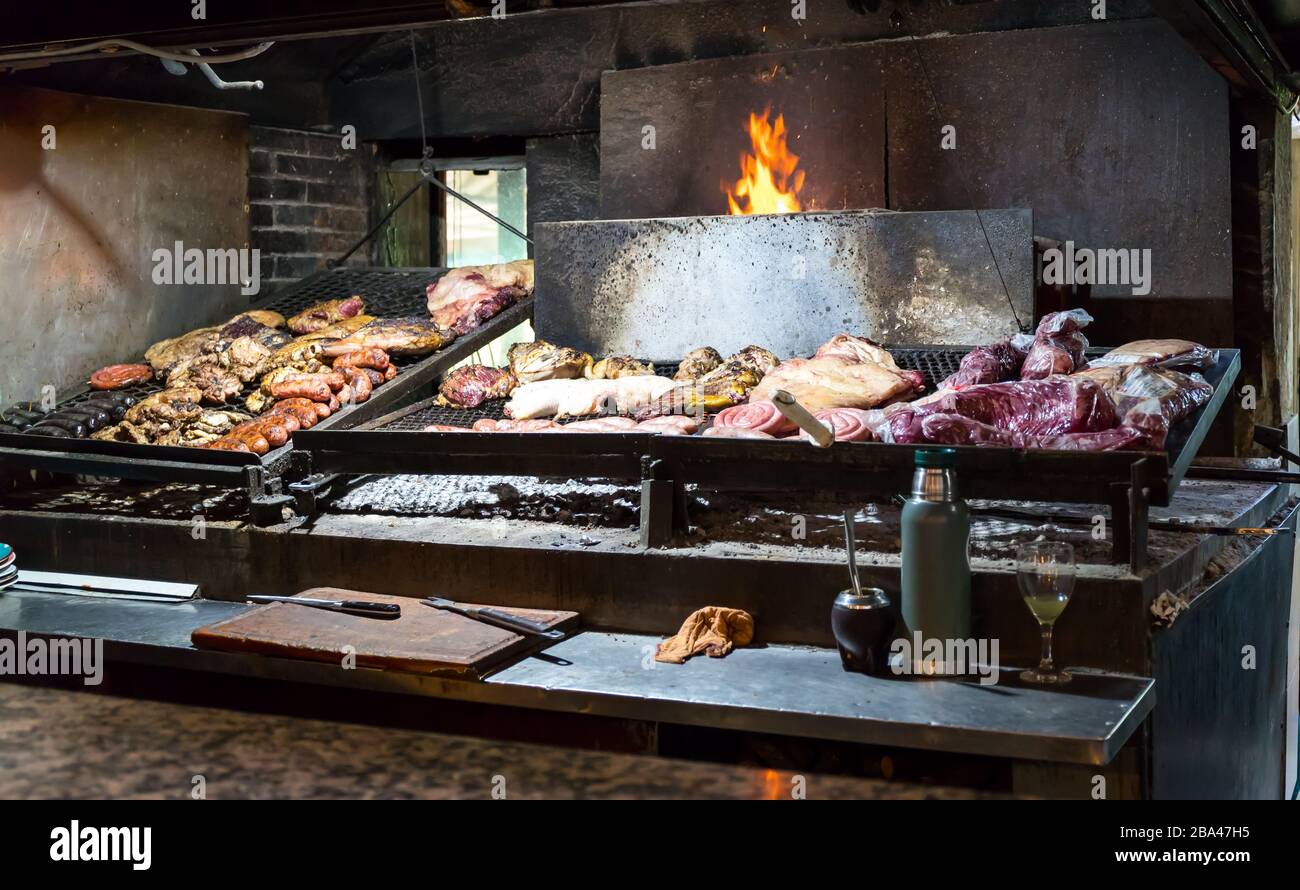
[{"left": 723, "top": 107, "right": 806, "bottom": 215}]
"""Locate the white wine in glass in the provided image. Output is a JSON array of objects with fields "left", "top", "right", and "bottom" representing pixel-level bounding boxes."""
[{"left": 1016, "top": 541, "right": 1076, "bottom": 684}]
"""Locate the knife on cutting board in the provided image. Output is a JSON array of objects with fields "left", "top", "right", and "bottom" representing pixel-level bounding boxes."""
[
  {"left": 247, "top": 594, "right": 402, "bottom": 619},
  {"left": 423, "top": 597, "right": 566, "bottom": 640}
]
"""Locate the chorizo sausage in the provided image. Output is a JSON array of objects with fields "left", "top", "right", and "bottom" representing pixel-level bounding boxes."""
[{"left": 90, "top": 363, "right": 153, "bottom": 390}]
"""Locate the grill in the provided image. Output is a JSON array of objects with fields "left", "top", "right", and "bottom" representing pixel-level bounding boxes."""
[
  {"left": 294, "top": 345, "right": 1240, "bottom": 569},
  {"left": 377, "top": 351, "right": 960, "bottom": 432},
  {"left": 0, "top": 266, "right": 536, "bottom": 522}
]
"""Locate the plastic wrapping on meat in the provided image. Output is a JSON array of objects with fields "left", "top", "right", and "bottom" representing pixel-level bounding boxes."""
[
  {"left": 1088, "top": 339, "right": 1219, "bottom": 371},
  {"left": 1077, "top": 365, "right": 1212, "bottom": 426},
  {"left": 939, "top": 338, "right": 1029, "bottom": 390},
  {"left": 886, "top": 409, "right": 1153, "bottom": 452},
  {"left": 1020, "top": 309, "right": 1093, "bottom": 379},
  {"left": 880, "top": 375, "right": 1162, "bottom": 452},
  {"left": 918, "top": 376, "right": 1119, "bottom": 436}
]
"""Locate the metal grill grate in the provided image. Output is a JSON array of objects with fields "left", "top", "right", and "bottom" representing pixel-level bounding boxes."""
[
  {"left": 374, "top": 349, "right": 968, "bottom": 433},
  {"left": 382, "top": 361, "right": 683, "bottom": 431},
  {"left": 3, "top": 268, "right": 447, "bottom": 431}
]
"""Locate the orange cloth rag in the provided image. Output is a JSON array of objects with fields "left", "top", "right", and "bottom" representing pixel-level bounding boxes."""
[{"left": 654, "top": 606, "right": 755, "bottom": 664}]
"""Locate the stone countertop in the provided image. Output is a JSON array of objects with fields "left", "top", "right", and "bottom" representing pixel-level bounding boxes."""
[{"left": 0, "top": 681, "right": 991, "bottom": 800}]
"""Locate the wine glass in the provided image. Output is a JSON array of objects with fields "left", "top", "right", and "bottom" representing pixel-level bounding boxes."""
[{"left": 1016, "top": 541, "right": 1076, "bottom": 685}]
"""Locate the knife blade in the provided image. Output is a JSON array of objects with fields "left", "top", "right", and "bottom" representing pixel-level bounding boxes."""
[
  {"left": 247, "top": 594, "right": 402, "bottom": 619},
  {"left": 423, "top": 596, "right": 565, "bottom": 640}
]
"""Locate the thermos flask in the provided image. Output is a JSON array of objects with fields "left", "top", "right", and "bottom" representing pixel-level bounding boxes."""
[{"left": 900, "top": 448, "right": 971, "bottom": 657}]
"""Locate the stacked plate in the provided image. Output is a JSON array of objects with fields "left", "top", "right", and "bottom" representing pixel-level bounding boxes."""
[{"left": 0, "top": 543, "right": 15, "bottom": 590}]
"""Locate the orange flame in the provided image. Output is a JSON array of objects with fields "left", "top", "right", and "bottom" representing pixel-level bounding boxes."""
[{"left": 724, "top": 108, "right": 806, "bottom": 215}]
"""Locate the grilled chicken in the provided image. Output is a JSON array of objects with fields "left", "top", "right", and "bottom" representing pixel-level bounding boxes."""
[
  {"left": 674, "top": 347, "right": 723, "bottom": 381},
  {"left": 117, "top": 386, "right": 205, "bottom": 441},
  {"left": 144, "top": 311, "right": 286, "bottom": 374},
  {"left": 729, "top": 344, "right": 780, "bottom": 378},
  {"left": 321, "top": 317, "right": 454, "bottom": 358},
  {"left": 426, "top": 260, "right": 533, "bottom": 334},
  {"left": 167, "top": 360, "right": 244, "bottom": 404},
  {"left": 286, "top": 296, "right": 366, "bottom": 334},
  {"left": 587, "top": 356, "right": 655, "bottom": 379},
  {"left": 145, "top": 327, "right": 222, "bottom": 374},
  {"left": 507, "top": 340, "right": 592, "bottom": 384}
]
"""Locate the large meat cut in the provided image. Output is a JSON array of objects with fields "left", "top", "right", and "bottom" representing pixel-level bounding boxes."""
[
  {"left": 882, "top": 375, "right": 1160, "bottom": 452},
  {"left": 751, "top": 353, "right": 918, "bottom": 412},
  {"left": 426, "top": 260, "right": 533, "bottom": 335},
  {"left": 504, "top": 376, "right": 676, "bottom": 420},
  {"left": 1020, "top": 309, "right": 1092, "bottom": 379}
]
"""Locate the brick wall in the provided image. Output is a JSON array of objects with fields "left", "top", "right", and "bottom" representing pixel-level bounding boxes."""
[{"left": 249, "top": 126, "right": 375, "bottom": 292}]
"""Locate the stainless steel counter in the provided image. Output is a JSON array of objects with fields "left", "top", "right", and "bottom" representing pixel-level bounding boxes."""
[{"left": 0, "top": 587, "right": 1151, "bottom": 766}]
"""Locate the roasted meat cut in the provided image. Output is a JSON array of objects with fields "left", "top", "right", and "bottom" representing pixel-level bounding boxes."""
[
  {"left": 587, "top": 356, "right": 655, "bottom": 379},
  {"left": 426, "top": 260, "right": 533, "bottom": 334},
  {"left": 508, "top": 340, "right": 592, "bottom": 384},
  {"left": 751, "top": 353, "right": 917, "bottom": 412},
  {"left": 286, "top": 296, "right": 366, "bottom": 335},
  {"left": 674, "top": 347, "right": 723, "bottom": 381},
  {"left": 436, "top": 365, "right": 517, "bottom": 408},
  {"left": 504, "top": 376, "right": 676, "bottom": 420},
  {"left": 321, "top": 317, "right": 453, "bottom": 358}
]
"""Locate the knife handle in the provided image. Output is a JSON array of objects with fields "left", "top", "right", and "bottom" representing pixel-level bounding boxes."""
[
  {"left": 339, "top": 601, "right": 402, "bottom": 619},
  {"left": 475, "top": 607, "right": 565, "bottom": 640}
]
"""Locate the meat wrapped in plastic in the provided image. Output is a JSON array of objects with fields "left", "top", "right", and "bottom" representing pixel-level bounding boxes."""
[
  {"left": 939, "top": 336, "right": 1030, "bottom": 390},
  {"left": 1087, "top": 339, "right": 1219, "bottom": 371},
  {"left": 1074, "top": 364, "right": 1212, "bottom": 428},
  {"left": 881, "top": 375, "right": 1158, "bottom": 452},
  {"left": 1020, "top": 309, "right": 1093, "bottom": 379}
]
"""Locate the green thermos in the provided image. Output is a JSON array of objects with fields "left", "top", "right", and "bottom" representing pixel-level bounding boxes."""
[{"left": 900, "top": 448, "right": 971, "bottom": 647}]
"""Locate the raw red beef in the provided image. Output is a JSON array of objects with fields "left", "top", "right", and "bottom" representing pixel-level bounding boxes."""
[
  {"left": 1020, "top": 309, "right": 1093, "bottom": 379},
  {"left": 939, "top": 338, "right": 1029, "bottom": 389}
]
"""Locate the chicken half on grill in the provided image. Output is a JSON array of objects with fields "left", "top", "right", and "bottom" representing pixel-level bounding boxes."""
[
  {"left": 507, "top": 340, "right": 592, "bottom": 384},
  {"left": 426, "top": 260, "right": 533, "bottom": 335},
  {"left": 321, "top": 317, "right": 454, "bottom": 358},
  {"left": 587, "top": 356, "right": 655, "bottom": 379}
]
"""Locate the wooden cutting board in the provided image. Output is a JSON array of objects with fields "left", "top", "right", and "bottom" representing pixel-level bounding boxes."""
[{"left": 191, "top": 588, "right": 578, "bottom": 678}]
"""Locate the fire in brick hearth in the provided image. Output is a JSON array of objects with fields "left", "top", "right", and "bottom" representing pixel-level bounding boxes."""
[{"left": 723, "top": 107, "right": 807, "bottom": 215}]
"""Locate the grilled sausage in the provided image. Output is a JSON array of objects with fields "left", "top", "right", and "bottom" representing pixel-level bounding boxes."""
[
  {"left": 332, "top": 347, "right": 390, "bottom": 372},
  {"left": 25, "top": 425, "right": 72, "bottom": 438},
  {"left": 206, "top": 437, "right": 252, "bottom": 453},
  {"left": 327, "top": 394, "right": 340, "bottom": 413},
  {"left": 223, "top": 428, "right": 271, "bottom": 455},
  {"left": 340, "top": 368, "right": 372, "bottom": 403},
  {"left": 383, "top": 364, "right": 397, "bottom": 381},
  {"left": 30, "top": 418, "right": 86, "bottom": 437},
  {"left": 85, "top": 391, "right": 138, "bottom": 409},
  {"left": 90, "top": 363, "right": 153, "bottom": 390},
  {"left": 55, "top": 406, "right": 112, "bottom": 432},
  {"left": 265, "top": 378, "right": 332, "bottom": 402},
  {"left": 269, "top": 399, "right": 319, "bottom": 429},
  {"left": 361, "top": 368, "right": 384, "bottom": 388},
  {"left": 232, "top": 418, "right": 289, "bottom": 449},
  {"left": 262, "top": 410, "right": 301, "bottom": 433},
  {"left": 335, "top": 384, "right": 356, "bottom": 406},
  {"left": 3, "top": 408, "right": 45, "bottom": 426}
]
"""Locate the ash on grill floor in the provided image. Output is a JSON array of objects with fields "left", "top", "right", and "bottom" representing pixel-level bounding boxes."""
[
  {"left": 0, "top": 480, "right": 248, "bottom": 521},
  {"left": 331, "top": 474, "right": 641, "bottom": 526}
]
